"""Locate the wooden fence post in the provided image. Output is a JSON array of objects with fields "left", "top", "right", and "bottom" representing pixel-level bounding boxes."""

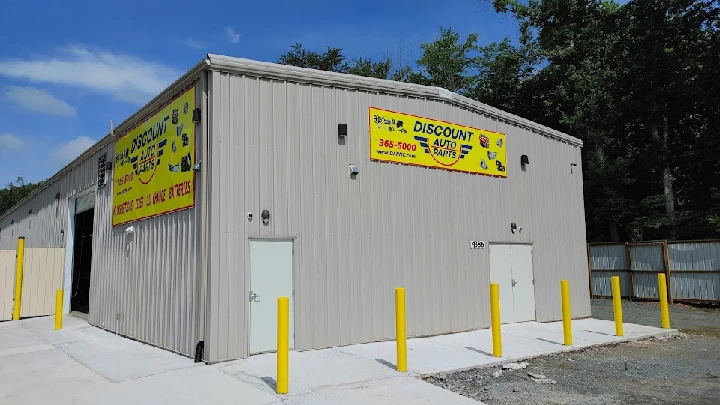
[
  {"left": 625, "top": 243, "right": 634, "bottom": 300},
  {"left": 662, "top": 241, "right": 673, "bottom": 305}
]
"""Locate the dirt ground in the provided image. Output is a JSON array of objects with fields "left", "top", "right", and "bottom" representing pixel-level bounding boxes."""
[{"left": 425, "top": 299, "right": 720, "bottom": 405}]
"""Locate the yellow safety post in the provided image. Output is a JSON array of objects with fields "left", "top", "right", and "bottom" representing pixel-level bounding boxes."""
[
  {"left": 658, "top": 273, "right": 671, "bottom": 329},
  {"left": 55, "top": 290, "right": 64, "bottom": 330},
  {"left": 276, "top": 297, "right": 289, "bottom": 394},
  {"left": 12, "top": 237, "right": 25, "bottom": 321},
  {"left": 395, "top": 287, "right": 407, "bottom": 372},
  {"left": 561, "top": 280, "right": 572, "bottom": 346},
  {"left": 490, "top": 283, "right": 502, "bottom": 357},
  {"left": 611, "top": 276, "right": 623, "bottom": 336}
]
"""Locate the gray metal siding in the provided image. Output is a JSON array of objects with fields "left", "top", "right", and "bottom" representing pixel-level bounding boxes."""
[
  {"left": 668, "top": 242, "right": 720, "bottom": 301},
  {"left": 589, "top": 244, "right": 631, "bottom": 297},
  {"left": 89, "top": 79, "right": 206, "bottom": 357},
  {"left": 0, "top": 78, "right": 206, "bottom": 358},
  {"left": 630, "top": 244, "right": 665, "bottom": 298},
  {"left": 206, "top": 71, "right": 590, "bottom": 362},
  {"left": 0, "top": 149, "right": 107, "bottom": 250}
]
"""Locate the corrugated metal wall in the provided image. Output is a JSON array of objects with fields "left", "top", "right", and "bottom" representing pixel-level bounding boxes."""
[
  {"left": 0, "top": 250, "right": 15, "bottom": 321},
  {"left": 589, "top": 241, "right": 720, "bottom": 302},
  {"left": 589, "top": 244, "right": 631, "bottom": 297},
  {"left": 205, "top": 71, "right": 590, "bottom": 361},
  {"left": 668, "top": 242, "right": 720, "bottom": 301},
  {"left": 630, "top": 244, "right": 665, "bottom": 298},
  {"left": 0, "top": 76, "right": 207, "bottom": 358},
  {"left": 0, "top": 145, "right": 111, "bottom": 250},
  {"left": 89, "top": 79, "right": 206, "bottom": 357},
  {"left": 20, "top": 248, "right": 65, "bottom": 318}
]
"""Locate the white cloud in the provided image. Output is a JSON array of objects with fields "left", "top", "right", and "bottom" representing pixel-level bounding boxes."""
[
  {"left": 225, "top": 26, "right": 240, "bottom": 43},
  {"left": 0, "top": 133, "right": 24, "bottom": 150},
  {"left": 182, "top": 38, "right": 205, "bottom": 49},
  {"left": 0, "top": 45, "right": 180, "bottom": 105},
  {"left": 3, "top": 86, "right": 76, "bottom": 117},
  {"left": 53, "top": 136, "right": 96, "bottom": 165}
]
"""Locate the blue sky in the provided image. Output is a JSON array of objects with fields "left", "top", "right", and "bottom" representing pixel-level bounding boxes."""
[{"left": 0, "top": 0, "right": 518, "bottom": 186}]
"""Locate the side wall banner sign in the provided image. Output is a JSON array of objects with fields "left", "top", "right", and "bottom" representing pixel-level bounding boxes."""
[
  {"left": 369, "top": 107, "right": 507, "bottom": 177},
  {"left": 112, "top": 87, "right": 196, "bottom": 226}
]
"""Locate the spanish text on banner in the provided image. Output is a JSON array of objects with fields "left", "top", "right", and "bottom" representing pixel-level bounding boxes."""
[{"left": 111, "top": 87, "right": 196, "bottom": 226}]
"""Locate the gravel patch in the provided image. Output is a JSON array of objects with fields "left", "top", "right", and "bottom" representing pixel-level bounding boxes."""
[{"left": 425, "top": 299, "right": 720, "bottom": 405}]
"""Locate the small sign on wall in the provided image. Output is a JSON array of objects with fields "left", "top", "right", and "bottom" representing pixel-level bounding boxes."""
[{"left": 470, "top": 240, "right": 486, "bottom": 250}]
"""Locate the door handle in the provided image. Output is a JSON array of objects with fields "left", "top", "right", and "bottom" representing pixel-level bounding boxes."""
[{"left": 249, "top": 291, "right": 260, "bottom": 302}]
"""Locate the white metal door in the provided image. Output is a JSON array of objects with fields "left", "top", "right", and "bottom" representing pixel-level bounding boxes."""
[
  {"left": 249, "top": 240, "right": 294, "bottom": 354},
  {"left": 510, "top": 245, "right": 536, "bottom": 322},
  {"left": 489, "top": 244, "right": 514, "bottom": 324}
]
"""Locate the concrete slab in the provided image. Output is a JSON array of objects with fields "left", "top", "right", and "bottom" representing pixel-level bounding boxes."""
[
  {"left": 18, "top": 315, "right": 195, "bottom": 382},
  {"left": 0, "top": 315, "right": 676, "bottom": 405},
  {"left": 76, "top": 365, "right": 279, "bottom": 405},
  {"left": 217, "top": 347, "right": 400, "bottom": 395},
  {"left": 0, "top": 344, "right": 109, "bottom": 405},
  {"left": 337, "top": 319, "right": 677, "bottom": 375},
  {"left": 285, "top": 376, "right": 482, "bottom": 405}
]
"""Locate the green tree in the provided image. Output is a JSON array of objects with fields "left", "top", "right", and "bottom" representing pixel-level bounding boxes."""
[
  {"left": 0, "top": 177, "right": 43, "bottom": 217},
  {"left": 412, "top": 27, "right": 480, "bottom": 93}
]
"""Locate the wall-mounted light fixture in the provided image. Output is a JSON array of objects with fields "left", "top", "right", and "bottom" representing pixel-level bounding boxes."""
[
  {"left": 338, "top": 123, "right": 348, "bottom": 137},
  {"left": 521, "top": 154, "right": 529, "bottom": 171},
  {"left": 261, "top": 209, "right": 270, "bottom": 226},
  {"left": 571, "top": 163, "right": 578, "bottom": 174},
  {"left": 511, "top": 222, "right": 518, "bottom": 234},
  {"left": 349, "top": 164, "right": 359, "bottom": 176},
  {"left": 192, "top": 108, "right": 202, "bottom": 123},
  {"left": 55, "top": 192, "right": 61, "bottom": 200}
]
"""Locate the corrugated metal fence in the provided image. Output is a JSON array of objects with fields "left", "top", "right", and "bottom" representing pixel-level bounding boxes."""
[{"left": 588, "top": 240, "right": 720, "bottom": 303}]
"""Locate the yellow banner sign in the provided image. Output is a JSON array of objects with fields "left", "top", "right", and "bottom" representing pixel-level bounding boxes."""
[
  {"left": 369, "top": 107, "right": 507, "bottom": 177},
  {"left": 112, "top": 87, "right": 196, "bottom": 226}
]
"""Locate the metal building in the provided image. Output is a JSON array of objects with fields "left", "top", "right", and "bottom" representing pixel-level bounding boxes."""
[{"left": 0, "top": 55, "right": 589, "bottom": 363}]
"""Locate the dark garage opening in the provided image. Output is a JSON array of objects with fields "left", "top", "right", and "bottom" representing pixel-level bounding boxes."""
[{"left": 71, "top": 208, "right": 94, "bottom": 314}]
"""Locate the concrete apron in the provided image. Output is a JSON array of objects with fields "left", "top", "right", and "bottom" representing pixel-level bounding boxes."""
[{"left": 0, "top": 315, "right": 677, "bottom": 405}]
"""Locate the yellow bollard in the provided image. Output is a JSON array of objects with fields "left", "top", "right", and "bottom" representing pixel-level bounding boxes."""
[
  {"left": 12, "top": 237, "right": 25, "bottom": 321},
  {"left": 611, "top": 276, "right": 623, "bottom": 336},
  {"left": 395, "top": 287, "right": 407, "bottom": 372},
  {"left": 55, "top": 290, "right": 64, "bottom": 330},
  {"left": 658, "top": 273, "right": 671, "bottom": 329},
  {"left": 561, "top": 280, "right": 572, "bottom": 346},
  {"left": 489, "top": 283, "right": 502, "bottom": 357},
  {"left": 276, "top": 297, "right": 289, "bottom": 394}
]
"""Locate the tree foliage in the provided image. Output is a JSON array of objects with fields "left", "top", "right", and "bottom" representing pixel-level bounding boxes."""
[
  {"left": 278, "top": 1, "right": 720, "bottom": 242},
  {"left": 0, "top": 177, "right": 43, "bottom": 217}
]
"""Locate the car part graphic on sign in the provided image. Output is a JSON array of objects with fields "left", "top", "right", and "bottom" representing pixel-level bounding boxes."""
[
  {"left": 183, "top": 102, "right": 189, "bottom": 115},
  {"left": 176, "top": 123, "right": 184, "bottom": 136},
  {"left": 182, "top": 134, "right": 189, "bottom": 147},
  {"left": 171, "top": 140, "right": 177, "bottom": 153},
  {"left": 496, "top": 138, "right": 503, "bottom": 148},
  {"left": 487, "top": 151, "right": 498, "bottom": 160},
  {"left": 172, "top": 109, "right": 179, "bottom": 125},
  {"left": 479, "top": 134, "right": 490, "bottom": 148},
  {"left": 181, "top": 153, "right": 192, "bottom": 172},
  {"left": 480, "top": 159, "right": 488, "bottom": 170},
  {"left": 496, "top": 160, "right": 506, "bottom": 172},
  {"left": 169, "top": 164, "right": 179, "bottom": 173}
]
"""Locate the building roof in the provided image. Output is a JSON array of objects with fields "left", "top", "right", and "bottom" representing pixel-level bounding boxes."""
[{"left": 1, "top": 54, "right": 582, "bottom": 221}]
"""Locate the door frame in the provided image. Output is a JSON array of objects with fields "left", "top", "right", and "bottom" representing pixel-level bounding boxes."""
[
  {"left": 488, "top": 242, "right": 537, "bottom": 323},
  {"left": 63, "top": 187, "right": 96, "bottom": 314},
  {"left": 247, "top": 237, "right": 296, "bottom": 354}
]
